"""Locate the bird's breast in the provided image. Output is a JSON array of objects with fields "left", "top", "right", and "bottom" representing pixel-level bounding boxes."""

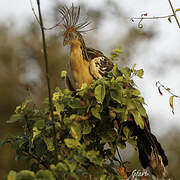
[{"left": 68, "top": 46, "right": 93, "bottom": 89}]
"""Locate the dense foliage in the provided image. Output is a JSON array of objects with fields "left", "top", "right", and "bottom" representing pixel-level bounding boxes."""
[{"left": 1, "top": 64, "right": 146, "bottom": 179}]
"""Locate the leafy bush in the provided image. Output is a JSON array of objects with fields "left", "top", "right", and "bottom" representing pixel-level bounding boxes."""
[{"left": 1, "top": 64, "right": 146, "bottom": 179}]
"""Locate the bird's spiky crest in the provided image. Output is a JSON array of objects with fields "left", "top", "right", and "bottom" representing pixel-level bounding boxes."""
[{"left": 59, "top": 4, "right": 91, "bottom": 33}]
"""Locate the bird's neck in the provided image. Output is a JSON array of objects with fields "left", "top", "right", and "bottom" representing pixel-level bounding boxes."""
[{"left": 70, "top": 43, "right": 84, "bottom": 71}]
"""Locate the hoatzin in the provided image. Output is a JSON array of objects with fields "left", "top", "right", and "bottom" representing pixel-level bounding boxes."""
[{"left": 59, "top": 4, "right": 168, "bottom": 179}]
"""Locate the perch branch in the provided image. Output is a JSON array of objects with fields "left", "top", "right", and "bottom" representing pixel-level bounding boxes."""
[{"left": 36, "top": 0, "right": 58, "bottom": 163}]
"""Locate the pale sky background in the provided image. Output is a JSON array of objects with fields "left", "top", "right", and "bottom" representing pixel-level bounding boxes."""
[{"left": 0, "top": 0, "right": 180, "bottom": 136}]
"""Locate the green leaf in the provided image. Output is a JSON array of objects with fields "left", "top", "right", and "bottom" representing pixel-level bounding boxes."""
[
  {"left": 94, "top": 84, "right": 106, "bottom": 104},
  {"left": 70, "top": 122, "right": 82, "bottom": 140},
  {"left": 7, "top": 114, "right": 23, "bottom": 123},
  {"left": 134, "top": 69, "right": 144, "bottom": 78},
  {"left": 118, "top": 67, "right": 131, "bottom": 79},
  {"left": 130, "top": 110, "right": 144, "bottom": 129},
  {"left": 16, "top": 170, "right": 35, "bottom": 180},
  {"left": 110, "top": 89, "right": 122, "bottom": 104},
  {"left": 100, "top": 175, "right": 107, "bottom": 180},
  {"left": 34, "top": 120, "right": 45, "bottom": 130},
  {"left": 128, "top": 89, "right": 141, "bottom": 96},
  {"left": 64, "top": 138, "right": 80, "bottom": 148},
  {"left": 82, "top": 121, "right": 92, "bottom": 135},
  {"left": 132, "top": 64, "right": 136, "bottom": 71},
  {"left": 8, "top": 170, "right": 17, "bottom": 180},
  {"left": 169, "top": 96, "right": 174, "bottom": 114},
  {"left": 56, "top": 162, "right": 69, "bottom": 172},
  {"left": 69, "top": 98, "right": 82, "bottom": 109},
  {"left": 43, "top": 137, "right": 54, "bottom": 151},
  {"left": 61, "top": 70, "right": 67, "bottom": 79},
  {"left": 112, "top": 64, "right": 122, "bottom": 77},
  {"left": 133, "top": 100, "right": 147, "bottom": 117},
  {"left": 36, "top": 170, "right": 55, "bottom": 180},
  {"left": 123, "top": 126, "right": 131, "bottom": 138},
  {"left": 91, "top": 108, "right": 101, "bottom": 120}
]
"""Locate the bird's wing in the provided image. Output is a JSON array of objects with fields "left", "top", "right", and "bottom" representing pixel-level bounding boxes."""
[{"left": 87, "top": 48, "right": 114, "bottom": 79}]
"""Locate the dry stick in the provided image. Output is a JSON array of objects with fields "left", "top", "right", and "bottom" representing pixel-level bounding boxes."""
[
  {"left": 36, "top": 0, "right": 58, "bottom": 163},
  {"left": 168, "top": 0, "right": 180, "bottom": 28},
  {"left": 156, "top": 81, "right": 180, "bottom": 98}
]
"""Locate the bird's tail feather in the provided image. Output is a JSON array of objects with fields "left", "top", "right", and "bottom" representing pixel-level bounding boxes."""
[{"left": 137, "top": 128, "right": 168, "bottom": 179}]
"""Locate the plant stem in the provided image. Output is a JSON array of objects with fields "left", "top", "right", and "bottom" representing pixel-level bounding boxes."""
[
  {"left": 168, "top": 0, "right": 180, "bottom": 28},
  {"left": 36, "top": 0, "right": 58, "bottom": 163}
]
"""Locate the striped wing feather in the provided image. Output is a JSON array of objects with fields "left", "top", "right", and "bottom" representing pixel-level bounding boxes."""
[{"left": 87, "top": 48, "right": 114, "bottom": 79}]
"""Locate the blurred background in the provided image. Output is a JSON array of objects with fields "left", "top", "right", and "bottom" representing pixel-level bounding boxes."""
[{"left": 0, "top": 0, "right": 180, "bottom": 179}]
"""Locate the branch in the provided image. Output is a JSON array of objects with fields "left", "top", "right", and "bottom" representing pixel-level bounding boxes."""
[
  {"left": 36, "top": 0, "right": 58, "bottom": 163},
  {"left": 156, "top": 81, "right": 180, "bottom": 114},
  {"left": 156, "top": 81, "right": 180, "bottom": 98},
  {"left": 168, "top": 0, "right": 180, "bottom": 28},
  {"left": 131, "top": 0, "right": 180, "bottom": 29}
]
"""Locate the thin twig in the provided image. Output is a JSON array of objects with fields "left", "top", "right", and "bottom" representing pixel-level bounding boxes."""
[
  {"left": 131, "top": 14, "right": 173, "bottom": 21},
  {"left": 156, "top": 81, "right": 180, "bottom": 98},
  {"left": 36, "top": 0, "right": 58, "bottom": 163},
  {"left": 168, "top": 0, "right": 180, "bottom": 28}
]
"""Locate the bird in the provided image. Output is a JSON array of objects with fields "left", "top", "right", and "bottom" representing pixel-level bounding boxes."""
[{"left": 59, "top": 4, "right": 168, "bottom": 179}]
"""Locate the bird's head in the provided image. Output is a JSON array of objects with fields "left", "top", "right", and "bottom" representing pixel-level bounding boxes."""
[
  {"left": 63, "top": 28, "right": 82, "bottom": 46},
  {"left": 59, "top": 4, "right": 91, "bottom": 47}
]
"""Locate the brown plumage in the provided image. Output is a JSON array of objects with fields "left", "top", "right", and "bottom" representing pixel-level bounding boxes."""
[
  {"left": 59, "top": 4, "right": 168, "bottom": 179},
  {"left": 59, "top": 4, "right": 113, "bottom": 90}
]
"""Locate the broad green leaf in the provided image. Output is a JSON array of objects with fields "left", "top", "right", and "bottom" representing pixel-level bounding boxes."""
[
  {"left": 55, "top": 103, "right": 64, "bottom": 113},
  {"left": 91, "top": 108, "right": 101, "bottom": 120},
  {"left": 69, "top": 98, "right": 82, "bottom": 109},
  {"left": 128, "top": 89, "right": 141, "bottom": 96},
  {"left": 126, "top": 100, "right": 136, "bottom": 111},
  {"left": 123, "top": 126, "right": 131, "bottom": 138},
  {"left": 34, "top": 120, "right": 45, "bottom": 130},
  {"left": 110, "top": 90, "right": 122, "bottom": 104},
  {"left": 8, "top": 170, "right": 17, "bottom": 180},
  {"left": 130, "top": 110, "right": 144, "bottom": 129},
  {"left": 133, "top": 100, "right": 147, "bottom": 117},
  {"left": 43, "top": 137, "right": 54, "bottom": 151},
  {"left": 16, "top": 170, "right": 35, "bottom": 180},
  {"left": 95, "top": 84, "right": 106, "bottom": 104},
  {"left": 56, "top": 162, "right": 69, "bottom": 172},
  {"left": 36, "top": 170, "right": 55, "bottom": 180},
  {"left": 118, "top": 67, "right": 131, "bottom": 79},
  {"left": 64, "top": 138, "right": 80, "bottom": 148},
  {"left": 169, "top": 96, "right": 174, "bottom": 114},
  {"left": 70, "top": 122, "right": 82, "bottom": 140},
  {"left": 82, "top": 121, "right": 92, "bottom": 135},
  {"left": 134, "top": 69, "right": 144, "bottom": 78},
  {"left": 7, "top": 114, "right": 23, "bottom": 123}
]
